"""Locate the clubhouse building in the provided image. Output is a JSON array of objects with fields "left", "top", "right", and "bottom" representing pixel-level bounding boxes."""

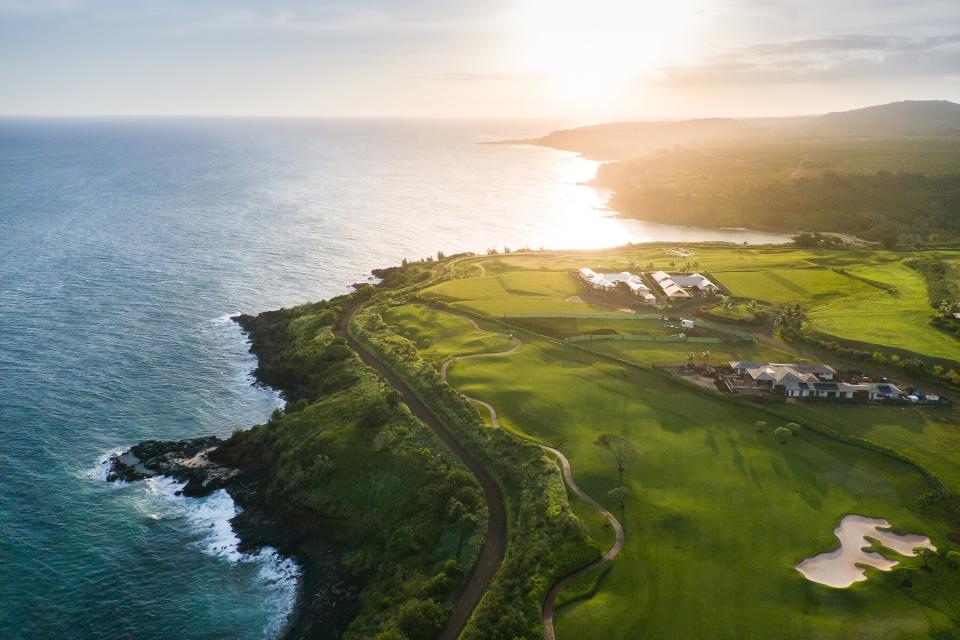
[
  {"left": 578, "top": 268, "right": 656, "bottom": 302},
  {"left": 726, "top": 361, "right": 904, "bottom": 401},
  {"left": 651, "top": 271, "right": 719, "bottom": 299}
]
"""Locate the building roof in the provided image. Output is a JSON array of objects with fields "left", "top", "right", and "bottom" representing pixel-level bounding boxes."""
[
  {"left": 650, "top": 271, "right": 691, "bottom": 298},
  {"left": 730, "top": 361, "right": 836, "bottom": 376},
  {"left": 671, "top": 273, "right": 718, "bottom": 290},
  {"left": 579, "top": 268, "right": 655, "bottom": 299}
]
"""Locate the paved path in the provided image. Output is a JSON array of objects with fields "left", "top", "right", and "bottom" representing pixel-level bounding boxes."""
[
  {"left": 437, "top": 312, "right": 625, "bottom": 640},
  {"left": 539, "top": 445, "right": 624, "bottom": 640},
  {"left": 336, "top": 304, "right": 507, "bottom": 640}
]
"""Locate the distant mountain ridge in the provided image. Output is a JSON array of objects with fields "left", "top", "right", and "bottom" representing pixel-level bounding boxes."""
[
  {"left": 504, "top": 100, "right": 960, "bottom": 160},
  {"left": 820, "top": 100, "right": 960, "bottom": 125}
]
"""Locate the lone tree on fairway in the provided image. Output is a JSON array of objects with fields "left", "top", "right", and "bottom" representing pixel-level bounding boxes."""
[
  {"left": 914, "top": 546, "right": 934, "bottom": 571},
  {"left": 608, "top": 486, "right": 630, "bottom": 511},
  {"left": 596, "top": 434, "right": 639, "bottom": 486}
]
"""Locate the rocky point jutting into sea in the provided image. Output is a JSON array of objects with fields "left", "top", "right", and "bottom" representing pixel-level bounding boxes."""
[
  {"left": 106, "top": 437, "right": 360, "bottom": 640},
  {"left": 105, "top": 314, "right": 363, "bottom": 640}
]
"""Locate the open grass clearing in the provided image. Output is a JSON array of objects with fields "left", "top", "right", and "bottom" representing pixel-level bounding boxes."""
[
  {"left": 809, "top": 262, "right": 960, "bottom": 362},
  {"left": 713, "top": 267, "right": 879, "bottom": 307},
  {"left": 581, "top": 337, "right": 795, "bottom": 367},
  {"left": 422, "top": 271, "right": 609, "bottom": 316},
  {"left": 382, "top": 303, "right": 511, "bottom": 363},
  {"left": 430, "top": 318, "right": 959, "bottom": 638},
  {"left": 764, "top": 401, "right": 960, "bottom": 493},
  {"left": 451, "top": 340, "right": 956, "bottom": 638}
]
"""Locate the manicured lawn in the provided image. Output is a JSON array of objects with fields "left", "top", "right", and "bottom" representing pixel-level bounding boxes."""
[
  {"left": 582, "top": 337, "right": 795, "bottom": 367},
  {"left": 382, "top": 303, "right": 510, "bottom": 363},
  {"left": 713, "top": 267, "right": 878, "bottom": 306},
  {"left": 809, "top": 262, "right": 960, "bottom": 362},
  {"left": 507, "top": 316, "right": 701, "bottom": 339},
  {"left": 422, "top": 271, "right": 609, "bottom": 316},
  {"left": 765, "top": 401, "right": 960, "bottom": 493},
  {"left": 382, "top": 250, "right": 960, "bottom": 639},
  {"left": 443, "top": 329, "right": 958, "bottom": 639}
]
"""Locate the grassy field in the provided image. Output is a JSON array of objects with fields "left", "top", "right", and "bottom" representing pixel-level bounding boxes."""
[
  {"left": 713, "top": 267, "right": 879, "bottom": 306},
  {"left": 422, "top": 270, "right": 609, "bottom": 316},
  {"left": 445, "top": 248, "right": 960, "bottom": 365},
  {"left": 809, "top": 262, "right": 960, "bottom": 362},
  {"left": 762, "top": 400, "right": 960, "bottom": 492},
  {"left": 418, "top": 312, "right": 960, "bottom": 638},
  {"left": 383, "top": 303, "right": 511, "bottom": 363},
  {"left": 581, "top": 337, "right": 794, "bottom": 368},
  {"left": 381, "top": 246, "right": 960, "bottom": 638}
]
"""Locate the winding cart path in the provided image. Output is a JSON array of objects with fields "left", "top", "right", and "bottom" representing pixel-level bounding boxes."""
[
  {"left": 337, "top": 304, "right": 507, "bottom": 640},
  {"left": 438, "top": 312, "right": 625, "bottom": 640}
]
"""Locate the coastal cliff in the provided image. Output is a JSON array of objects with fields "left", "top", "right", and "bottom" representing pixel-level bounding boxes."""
[{"left": 107, "top": 287, "right": 488, "bottom": 639}]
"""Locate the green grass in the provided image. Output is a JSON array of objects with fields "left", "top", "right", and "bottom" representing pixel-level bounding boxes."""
[
  {"left": 507, "top": 316, "right": 702, "bottom": 340},
  {"left": 422, "top": 271, "right": 608, "bottom": 316},
  {"left": 707, "top": 302, "right": 762, "bottom": 322},
  {"left": 581, "top": 337, "right": 795, "bottom": 367},
  {"left": 713, "top": 267, "right": 878, "bottom": 306},
  {"left": 383, "top": 303, "right": 510, "bottom": 363},
  {"left": 443, "top": 327, "right": 958, "bottom": 639},
  {"left": 810, "top": 262, "right": 960, "bottom": 362},
  {"left": 763, "top": 401, "right": 960, "bottom": 493},
  {"left": 384, "top": 246, "right": 960, "bottom": 638}
]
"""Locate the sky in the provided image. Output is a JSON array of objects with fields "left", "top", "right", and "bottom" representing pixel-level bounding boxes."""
[{"left": 1, "top": 0, "right": 958, "bottom": 119}]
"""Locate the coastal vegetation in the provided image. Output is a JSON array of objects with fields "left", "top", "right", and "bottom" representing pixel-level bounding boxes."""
[
  {"left": 350, "top": 300, "right": 600, "bottom": 640},
  {"left": 121, "top": 241, "right": 960, "bottom": 639},
  {"left": 518, "top": 101, "right": 960, "bottom": 246},
  {"left": 218, "top": 297, "right": 490, "bottom": 639},
  {"left": 404, "top": 245, "right": 960, "bottom": 637}
]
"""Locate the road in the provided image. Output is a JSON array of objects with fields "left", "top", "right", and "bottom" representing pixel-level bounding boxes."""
[
  {"left": 437, "top": 311, "right": 625, "bottom": 640},
  {"left": 335, "top": 303, "right": 507, "bottom": 640}
]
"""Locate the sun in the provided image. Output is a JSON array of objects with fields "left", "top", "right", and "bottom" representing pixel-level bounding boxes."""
[{"left": 512, "top": 0, "right": 699, "bottom": 108}]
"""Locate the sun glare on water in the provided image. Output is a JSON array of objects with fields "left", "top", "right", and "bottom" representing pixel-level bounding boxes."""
[{"left": 513, "top": 0, "right": 699, "bottom": 108}]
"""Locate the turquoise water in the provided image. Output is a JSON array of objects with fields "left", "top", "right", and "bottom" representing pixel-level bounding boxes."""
[{"left": 0, "top": 118, "right": 789, "bottom": 639}]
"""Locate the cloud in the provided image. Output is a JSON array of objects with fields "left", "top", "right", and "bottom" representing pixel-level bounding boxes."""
[
  {"left": 659, "top": 33, "right": 960, "bottom": 85},
  {"left": 0, "top": 0, "right": 79, "bottom": 13},
  {"left": 437, "top": 71, "right": 547, "bottom": 83}
]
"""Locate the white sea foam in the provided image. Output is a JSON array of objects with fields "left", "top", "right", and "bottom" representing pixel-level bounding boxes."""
[
  {"left": 81, "top": 447, "right": 127, "bottom": 484},
  {"left": 141, "top": 476, "right": 301, "bottom": 637},
  {"left": 207, "top": 311, "right": 286, "bottom": 411}
]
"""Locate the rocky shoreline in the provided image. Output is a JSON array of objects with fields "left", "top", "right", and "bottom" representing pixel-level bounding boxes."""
[{"left": 106, "top": 435, "right": 360, "bottom": 639}]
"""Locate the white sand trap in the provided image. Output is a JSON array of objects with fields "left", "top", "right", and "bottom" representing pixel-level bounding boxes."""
[{"left": 796, "top": 515, "right": 936, "bottom": 588}]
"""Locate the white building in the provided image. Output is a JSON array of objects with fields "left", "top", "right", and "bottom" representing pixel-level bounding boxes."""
[
  {"left": 670, "top": 273, "right": 719, "bottom": 294},
  {"left": 728, "top": 361, "right": 903, "bottom": 401},
  {"left": 730, "top": 361, "right": 836, "bottom": 380},
  {"left": 651, "top": 271, "right": 692, "bottom": 300},
  {"left": 578, "top": 268, "right": 656, "bottom": 302}
]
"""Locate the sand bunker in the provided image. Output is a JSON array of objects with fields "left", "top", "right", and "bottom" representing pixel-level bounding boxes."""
[{"left": 796, "top": 515, "right": 936, "bottom": 588}]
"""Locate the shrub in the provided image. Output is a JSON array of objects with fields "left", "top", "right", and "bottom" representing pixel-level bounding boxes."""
[
  {"left": 774, "top": 426, "right": 792, "bottom": 442},
  {"left": 397, "top": 599, "right": 446, "bottom": 640},
  {"left": 947, "top": 550, "right": 960, "bottom": 570}
]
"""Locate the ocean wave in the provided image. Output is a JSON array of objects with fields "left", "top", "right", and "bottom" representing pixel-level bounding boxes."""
[
  {"left": 141, "top": 476, "right": 302, "bottom": 638},
  {"left": 204, "top": 311, "right": 286, "bottom": 411},
  {"left": 81, "top": 447, "right": 128, "bottom": 484}
]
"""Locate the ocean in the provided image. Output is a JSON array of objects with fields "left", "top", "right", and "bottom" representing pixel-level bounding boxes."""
[{"left": 0, "top": 118, "right": 789, "bottom": 639}]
